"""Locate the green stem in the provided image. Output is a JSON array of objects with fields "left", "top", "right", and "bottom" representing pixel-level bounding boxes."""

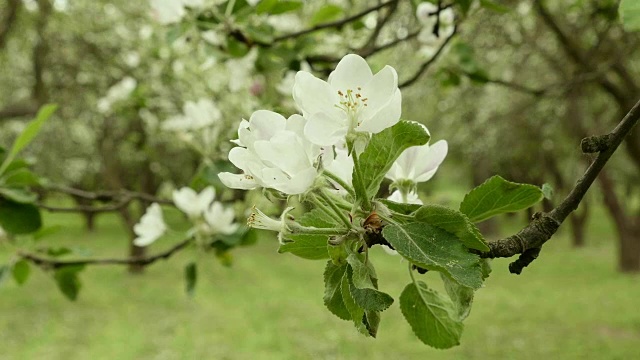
[
  {"left": 323, "top": 171, "right": 355, "bottom": 197},
  {"left": 310, "top": 194, "right": 343, "bottom": 224},
  {"left": 290, "top": 224, "right": 350, "bottom": 236},
  {"left": 351, "top": 153, "right": 372, "bottom": 211},
  {"left": 317, "top": 188, "right": 352, "bottom": 229}
]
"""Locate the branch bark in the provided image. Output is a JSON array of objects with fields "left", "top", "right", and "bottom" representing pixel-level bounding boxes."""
[{"left": 480, "top": 97, "right": 640, "bottom": 273}]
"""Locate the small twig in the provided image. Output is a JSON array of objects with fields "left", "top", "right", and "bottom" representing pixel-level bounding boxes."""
[
  {"left": 19, "top": 238, "right": 193, "bottom": 269},
  {"left": 480, "top": 97, "right": 640, "bottom": 273},
  {"left": 399, "top": 25, "right": 457, "bottom": 88},
  {"left": 273, "top": 0, "right": 397, "bottom": 43}
]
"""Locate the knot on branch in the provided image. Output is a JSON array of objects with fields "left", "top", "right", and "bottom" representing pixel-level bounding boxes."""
[
  {"left": 581, "top": 134, "right": 612, "bottom": 153},
  {"left": 509, "top": 248, "right": 541, "bottom": 275},
  {"left": 483, "top": 214, "right": 560, "bottom": 259}
]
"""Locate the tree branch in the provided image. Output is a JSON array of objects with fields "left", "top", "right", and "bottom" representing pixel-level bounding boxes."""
[
  {"left": 19, "top": 238, "right": 193, "bottom": 269},
  {"left": 480, "top": 97, "right": 640, "bottom": 273},
  {"left": 399, "top": 25, "right": 457, "bottom": 88},
  {"left": 273, "top": 0, "right": 397, "bottom": 43}
]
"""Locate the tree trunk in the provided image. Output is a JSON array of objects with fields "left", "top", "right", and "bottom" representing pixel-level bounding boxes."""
[{"left": 598, "top": 171, "right": 640, "bottom": 272}]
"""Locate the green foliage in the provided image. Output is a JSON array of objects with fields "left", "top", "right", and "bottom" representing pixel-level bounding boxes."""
[
  {"left": 440, "top": 273, "right": 474, "bottom": 320},
  {"left": 355, "top": 121, "right": 430, "bottom": 202},
  {"left": 310, "top": 4, "right": 344, "bottom": 26},
  {"left": 619, "top": 0, "right": 640, "bottom": 31},
  {"left": 278, "top": 209, "right": 339, "bottom": 260},
  {"left": 53, "top": 265, "right": 85, "bottom": 301},
  {"left": 414, "top": 205, "right": 489, "bottom": 252},
  {"left": 479, "top": 0, "right": 510, "bottom": 13},
  {"left": 12, "top": 260, "right": 31, "bottom": 286},
  {"left": 256, "top": 0, "right": 302, "bottom": 15},
  {"left": 459, "top": 175, "right": 544, "bottom": 223},
  {"left": 185, "top": 262, "right": 198, "bottom": 296},
  {"left": 0, "top": 199, "right": 42, "bottom": 235},
  {"left": 323, "top": 261, "right": 350, "bottom": 320},
  {"left": 400, "top": 281, "right": 463, "bottom": 349},
  {"left": 382, "top": 223, "right": 483, "bottom": 289},
  {"left": 0, "top": 104, "right": 57, "bottom": 176},
  {"left": 346, "top": 255, "right": 394, "bottom": 312}
]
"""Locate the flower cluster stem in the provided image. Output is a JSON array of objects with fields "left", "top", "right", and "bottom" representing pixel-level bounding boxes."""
[
  {"left": 317, "top": 188, "right": 352, "bottom": 229},
  {"left": 311, "top": 194, "right": 344, "bottom": 225},
  {"left": 323, "top": 171, "right": 356, "bottom": 197},
  {"left": 351, "top": 153, "right": 372, "bottom": 211}
]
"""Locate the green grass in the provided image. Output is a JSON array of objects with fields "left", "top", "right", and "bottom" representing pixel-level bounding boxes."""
[{"left": 1, "top": 205, "right": 639, "bottom": 360}]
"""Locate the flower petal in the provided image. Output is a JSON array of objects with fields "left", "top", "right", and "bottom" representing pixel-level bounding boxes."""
[
  {"left": 218, "top": 172, "right": 259, "bottom": 190},
  {"left": 270, "top": 167, "right": 317, "bottom": 195},
  {"left": 328, "top": 54, "right": 373, "bottom": 90},
  {"left": 293, "top": 71, "right": 339, "bottom": 117},
  {"left": 303, "top": 112, "right": 349, "bottom": 146},
  {"left": 414, "top": 140, "right": 448, "bottom": 182},
  {"left": 356, "top": 89, "right": 402, "bottom": 134},
  {"left": 249, "top": 110, "right": 287, "bottom": 141}
]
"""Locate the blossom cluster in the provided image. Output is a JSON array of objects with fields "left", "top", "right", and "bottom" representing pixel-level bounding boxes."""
[
  {"left": 218, "top": 54, "right": 448, "bottom": 229},
  {"left": 133, "top": 186, "right": 238, "bottom": 247}
]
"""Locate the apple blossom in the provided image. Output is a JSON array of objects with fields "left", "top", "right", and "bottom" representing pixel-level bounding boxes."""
[
  {"left": 324, "top": 147, "right": 354, "bottom": 194},
  {"left": 387, "top": 190, "right": 423, "bottom": 205},
  {"left": 247, "top": 206, "right": 294, "bottom": 244},
  {"left": 133, "top": 203, "right": 167, "bottom": 247},
  {"left": 203, "top": 202, "right": 239, "bottom": 235},
  {"left": 219, "top": 111, "right": 321, "bottom": 195},
  {"left": 162, "top": 99, "right": 222, "bottom": 131},
  {"left": 172, "top": 186, "right": 216, "bottom": 219},
  {"left": 386, "top": 137, "right": 448, "bottom": 185},
  {"left": 293, "top": 54, "right": 402, "bottom": 146}
]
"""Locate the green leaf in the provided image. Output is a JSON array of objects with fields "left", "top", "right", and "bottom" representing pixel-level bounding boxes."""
[
  {"left": 414, "top": 205, "right": 489, "bottom": 251},
  {"left": 256, "top": 0, "right": 278, "bottom": 13},
  {"left": 541, "top": 183, "right": 554, "bottom": 200},
  {"left": 382, "top": 223, "right": 483, "bottom": 289},
  {"left": 323, "top": 261, "right": 351, "bottom": 320},
  {"left": 364, "top": 310, "right": 381, "bottom": 338},
  {"left": 33, "top": 225, "right": 62, "bottom": 241},
  {"left": 346, "top": 257, "right": 394, "bottom": 312},
  {"left": 12, "top": 260, "right": 30, "bottom": 285},
  {"left": 0, "top": 104, "right": 57, "bottom": 176},
  {"left": 1, "top": 168, "right": 40, "bottom": 187},
  {"left": 0, "top": 188, "right": 37, "bottom": 203},
  {"left": 53, "top": 265, "right": 84, "bottom": 301},
  {"left": 356, "top": 121, "right": 430, "bottom": 200},
  {"left": 400, "top": 281, "right": 463, "bottom": 349},
  {"left": 299, "top": 208, "right": 342, "bottom": 228},
  {"left": 377, "top": 199, "right": 421, "bottom": 216},
  {"left": 278, "top": 234, "right": 328, "bottom": 260},
  {"left": 455, "top": 0, "right": 474, "bottom": 15},
  {"left": 0, "top": 265, "right": 9, "bottom": 286},
  {"left": 440, "top": 273, "right": 474, "bottom": 320},
  {"left": 341, "top": 271, "right": 368, "bottom": 336},
  {"left": 459, "top": 175, "right": 544, "bottom": 222},
  {"left": 185, "top": 262, "right": 197, "bottom": 296},
  {"left": 0, "top": 199, "right": 42, "bottom": 234},
  {"left": 269, "top": 1, "right": 302, "bottom": 15},
  {"left": 310, "top": 4, "right": 343, "bottom": 26},
  {"left": 620, "top": 0, "right": 640, "bottom": 31},
  {"left": 479, "top": 0, "right": 510, "bottom": 13}
]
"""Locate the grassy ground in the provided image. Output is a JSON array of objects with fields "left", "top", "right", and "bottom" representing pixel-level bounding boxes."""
[{"left": 1, "top": 203, "right": 639, "bottom": 360}]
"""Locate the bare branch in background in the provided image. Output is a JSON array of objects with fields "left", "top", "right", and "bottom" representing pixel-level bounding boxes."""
[
  {"left": 479, "top": 97, "right": 640, "bottom": 273},
  {"left": 400, "top": 26, "right": 457, "bottom": 88}
]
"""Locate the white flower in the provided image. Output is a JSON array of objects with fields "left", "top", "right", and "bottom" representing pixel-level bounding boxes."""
[
  {"left": 387, "top": 190, "right": 423, "bottom": 205},
  {"left": 162, "top": 99, "right": 222, "bottom": 131},
  {"left": 386, "top": 135, "right": 448, "bottom": 184},
  {"left": 226, "top": 49, "right": 257, "bottom": 92},
  {"left": 97, "top": 77, "right": 137, "bottom": 113},
  {"left": 218, "top": 111, "right": 321, "bottom": 195},
  {"left": 203, "top": 202, "right": 239, "bottom": 235},
  {"left": 173, "top": 186, "right": 216, "bottom": 219},
  {"left": 133, "top": 203, "right": 167, "bottom": 247},
  {"left": 0, "top": 225, "right": 6, "bottom": 240},
  {"left": 150, "top": 0, "right": 186, "bottom": 24},
  {"left": 416, "top": 2, "right": 437, "bottom": 23},
  {"left": 247, "top": 206, "right": 293, "bottom": 244},
  {"left": 417, "top": 7, "right": 455, "bottom": 46},
  {"left": 324, "top": 147, "right": 353, "bottom": 194},
  {"left": 293, "top": 54, "right": 402, "bottom": 146}
]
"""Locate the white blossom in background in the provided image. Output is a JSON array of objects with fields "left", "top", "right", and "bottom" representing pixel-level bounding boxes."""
[
  {"left": 218, "top": 111, "right": 321, "bottom": 195},
  {"left": 97, "top": 77, "right": 137, "bottom": 114},
  {"left": 416, "top": 3, "right": 455, "bottom": 56},
  {"left": 149, "top": 0, "right": 204, "bottom": 25},
  {"left": 204, "top": 202, "right": 239, "bottom": 235},
  {"left": 276, "top": 62, "right": 312, "bottom": 97},
  {"left": 173, "top": 186, "right": 216, "bottom": 219},
  {"left": 387, "top": 190, "right": 423, "bottom": 205},
  {"left": 133, "top": 203, "right": 167, "bottom": 246},
  {"left": 293, "top": 54, "right": 402, "bottom": 146},
  {"left": 162, "top": 99, "right": 222, "bottom": 131},
  {"left": 226, "top": 49, "right": 258, "bottom": 92}
]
